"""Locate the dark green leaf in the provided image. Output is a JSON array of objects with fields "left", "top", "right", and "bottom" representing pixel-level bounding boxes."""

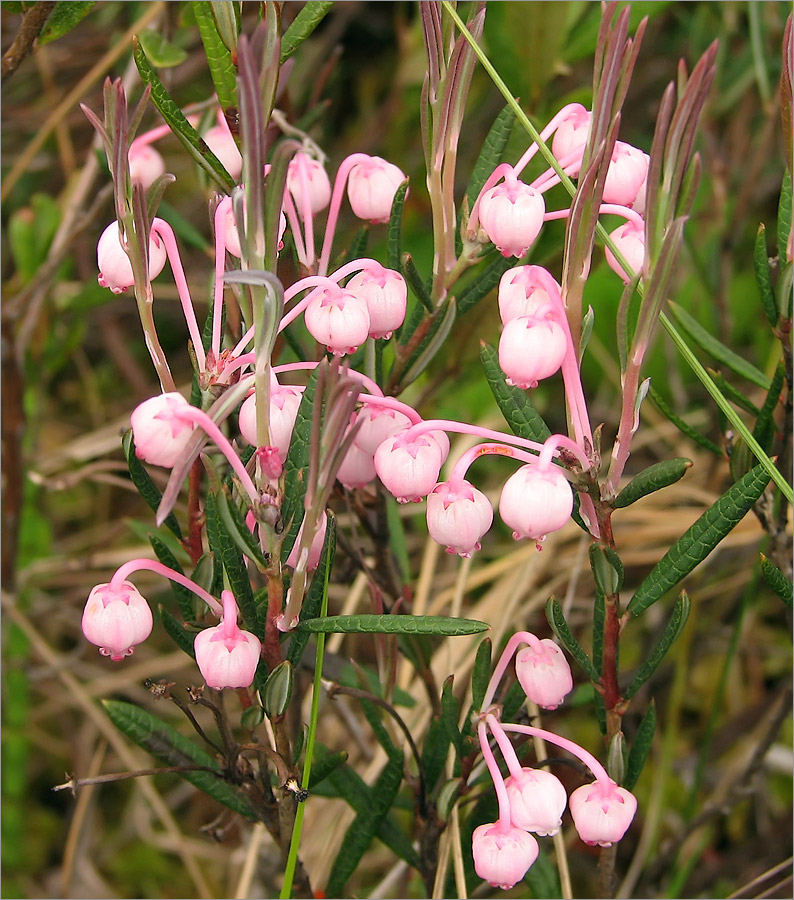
[
  {"left": 760, "top": 554, "right": 793, "bottom": 607},
  {"left": 397, "top": 299, "right": 457, "bottom": 387},
  {"left": 668, "top": 301, "right": 770, "bottom": 389},
  {"left": 648, "top": 385, "right": 722, "bottom": 456},
  {"left": 421, "top": 715, "right": 451, "bottom": 791},
  {"left": 480, "top": 343, "right": 551, "bottom": 441},
  {"left": 545, "top": 598, "right": 598, "bottom": 680},
  {"left": 215, "top": 488, "right": 267, "bottom": 568},
  {"left": 625, "top": 592, "right": 690, "bottom": 698},
  {"left": 614, "top": 458, "right": 693, "bottom": 509},
  {"left": 281, "top": 367, "right": 318, "bottom": 561},
  {"left": 401, "top": 253, "right": 433, "bottom": 312},
  {"left": 754, "top": 224, "right": 778, "bottom": 327},
  {"left": 752, "top": 361, "right": 786, "bottom": 453},
  {"left": 589, "top": 544, "right": 624, "bottom": 595},
  {"left": 387, "top": 180, "right": 409, "bottom": 271},
  {"left": 624, "top": 700, "right": 656, "bottom": 791},
  {"left": 137, "top": 29, "right": 188, "bottom": 67},
  {"left": 159, "top": 604, "right": 196, "bottom": 658},
  {"left": 280, "top": 1, "right": 334, "bottom": 63},
  {"left": 297, "top": 614, "right": 490, "bottom": 636},
  {"left": 193, "top": 1, "right": 237, "bottom": 111},
  {"left": 261, "top": 661, "right": 293, "bottom": 717},
  {"left": 466, "top": 104, "right": 515, "bottom": 208},
  {"left": 709, "top": 369, "right": 760, "bottom": 417},
  {"left": 122, "top": 430, "right": 182, "bottom": 539},
  {"left": 525, "top": 843, "right": 562, "bottom": 898},
  {"left": 455, "top": 251, "right": 513, "bottom": 315},
  {"left": 133, "top": 38, "right": 235, "bottom": 193},
  {"left": 39, "top": 1, "right": 95, "bottom": 45},
  {"left": 471, "top": 638, "right": 492, "bottom": 710},
  {"left": 308, "top": 743, "right": 348, "bottom": 790},
  {"left": 440, "top": 676, "right": 463, "bottom": 757},
  {"left": 778, "top": 169, "right": 792, "bottom": 262},
  {"left": 102, "top": 700, "right": 258, "bottom": 820},
  {"left": 148, "top": 533, "right": 194, "bottom": 620},
  {"left": 592, "top": 589, "right": 604, "bottom": 676},
  {"left": 628, "top": 464, "right": 771, "bottom": 615}
]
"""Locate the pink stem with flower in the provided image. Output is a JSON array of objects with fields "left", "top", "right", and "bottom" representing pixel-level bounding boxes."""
[{"left": 110, "top": 559, "right": 222, "bottom": 616}]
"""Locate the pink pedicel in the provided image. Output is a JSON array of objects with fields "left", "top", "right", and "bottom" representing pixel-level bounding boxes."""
[
  {"left": 128, "top": 142, "right": 166, "bottom": 190},
  {"left": 203, "top": 122, "right": 243, "bottom": 182},
  {"left": 97, "top": 221, "right": 167, "bottom": 293},
  {"left": 374, "top": 431, "right": 449, "bottom": 503},
  {"left": 221, "top": 199, "right": 287, "bottom": 259},
  {"left": 569, "top": 779, "right": 638, "bottom": 847},
  {"left": 472, "top": 822, "right": 539, "bottom": 890},
  {"left": 499, "top": 463, "right": 573, "bottom": 544},
  {"left": 194, "top": 591, "right": 261, "bottom": 690},
  {"left": 81, "top": 581, "right": 153, "bottom": 661},
  {"left": 352, "top": 405, "right": 412, "bottom": 456},
  {"left": 605, "top": 219, "right": 646, "bottom": 281},
  {"left": 498, "top": 316, "right": 568, "bottom": 389},
  {"left": 603, "top": 142, "right": 650, "bottom": 208},
  {"left": 238, "top": 383, "right": 303, "bottom": 457},
  {"left": 478, "top": 173, "right": 545, "bottom": 258},
  {"left": 346, "top": 155, "right": 407, "bottom": 224},
  {"left": 497, "top": 266, "right": 554, "bottom": 324},
  {"left": 346, "top": 263, "right": 408, "bottom": 340},
  {"left": 287, "top": 153, "right": 332, "bottom": 214},
  {"left": 515, "top": 637, "right": 574, "bottom": 710},
  {"left": 426, "top": 480, "right": 494, "bottom": 557},
  {"left": 550, "top": 104, "right": 591, "bottom": 176},
  {"left": 130, "top": 392, "right": 195, "bottom": 468},
  {"left": 505, "top": 767, "right": 568, "bottom": 836},
  {"left": 303, "top": 282, "right": 371, "bottom": 357}
]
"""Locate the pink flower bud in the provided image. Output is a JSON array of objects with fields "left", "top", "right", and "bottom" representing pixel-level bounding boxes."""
[
  {"left": 499, "top": 464, "right": 573, "bottom": 543},
  {"left": 515, "top": 638, "right": 573, "bottom": 710},
  {"left": 347, "top": 155, "right": 407, "bottom": 223},
  {"left": 336, "top": 439, "right": 377, "bottom": 489},
  {"left": 498, "top": 317, "right": 568, "bottom": 389},
  {"left": 551, "top": 105, "right": 591, "bottom": 175},
  {"left": 498, "top": 266, "right": 555, "bottom": 324},
  {"left": 130, "top": 392, "right": 195, "bottom": 468},
  {"left": 221, "top": 199, "right": 287, "bottom": 258},
  {"left": 304, "top": 283, "right": 370, "bottom": 357},
  {"left": 603, "top": 142, "right": 649, "bottom": 207},
  {"left": 287, "top": 153, "right": 332, "bottom": 213},
  {"left": 479, "top": 177, "right": 545, "bottom": 258},
  {"left": 194, "top": 592, "right": 261, "bottom": 690},
  {"left": 569, "top": 780, "right": 637, "bottom": 847},
  {"left": 605, "top": 219, "right": 645, "bottom": 281},
  {"left": 374, "top": 430, "right": 449, "bottom": 503},
  {"left": 128, "top": 143, "right": 166, "bottom": 190},
  {"left": 346, "top": 263, "right": 407, "bottom": 339},
  {"left": 352, "top": 405, "right": 412, "bottom": 456},
  {"left": 505, "top": 767, "right": 568, "bottom": 835},
  {"left": 472, "top": 822, "right": 539, "bottom": 890},
  {"left": 97, "top": 221, "right": 167, "bottom": 294},
  {"left": 286, "top": 511, "right": 328, "bottom": 571},
  {"left": 426, "top": 480, "right": 493, "bottom": 557},
  {"left": 81, "top": 581, "right": 153, "bottom": 661},
  {"left": 203, "top": 123, "right": 243, "bottom": 182},
  {"left": 239, "top": 384, "right": 303, "bottom": 458}
]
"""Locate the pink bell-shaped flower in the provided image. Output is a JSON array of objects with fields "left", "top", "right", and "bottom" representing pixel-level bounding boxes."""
[
  {"left": 287, "top": 153, "right": 332, "bottom": 213},
  {"left": 515, "top": 638, "right": 573, "bottom": 710},
  {"left": 498, "top": 316, "right": 568, "bottom": 389},
  {"left": 352, "top": 405, "right": 412, "bottom": 456},
  {"left": 286, "top": 511, "right": 328, "bottom": 571},
  {"left": 603, "top": 142, "right": 649, "bottom": 207},
  {"left": 130, "top": 392, "right": 195, "bottom": 468},
  {"left": 203, "top": 123, "right": 243, "bottom": 181},
  {"left": 128, "top": 142, "right": 166, "bottom": 190},
  {"left": 347, "top": 155, "right": 407, "bottom": 224},
  {"left": 346, "top": 263, "right": 407, "bottom": 339},
  {"left": 499, "top": 463, "right": 573, "bottom": 544},
  {"left": 497, "top": 266, "right": 555, "bottom": 324},
  {"left": 426, "top": 480, "right": 494, "bottom": 557},
  {"left": 239, "top": 383, "right": 303, "bottom": 459},
  {"left": 81, "top": 581, "right": 153, "bottom": 661},
  {"left": 336, "top": 440, "right": 377, "bottom": 489},
  {"left": 551, "top": 105, "right": 591, "bottom": 175},
  {"left": 605, "top": 219, "right": 645, "bottom": 281},
  {"left": 505, "top": 767, "right": 568, "bottom": 835},
  {"left": 479, "top": 174, "right": 545, "bottom": 258},
  {"left": 374, "top": 430, "right": 449, "bottom": 503},
  {"left": 304, "top": 283, "right": 371, "bottom": 357},
  {"left": 97, "top": 221, "right": 167, "bottom": 294},
  {"left": 221, "top": 199, "right": 287, "bottom": 258},
  {"left": 472, "top": 822, "right": 539, "bottom": 890},
  {"left": 569, "top": 780, "right": 638, "bottom": 847},
  {"left": 194, "top": 591, "right": 261, "bottom": 690}
]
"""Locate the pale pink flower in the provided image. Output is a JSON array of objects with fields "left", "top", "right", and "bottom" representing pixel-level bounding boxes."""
[
  {"left": 194, "top": 592, "right": 261, "bottom": 690},
  {"left": 81, "top": 581, "right": 153, "bottom": 661},
  {"left": 203, "top": 123, "right": 243, "bottom": 181},
  {"left": 605, "top": 219, "right": 645, "bottom": 281},
  {"left": 346, "top": 263, "right": 407, "bottom": 339},
  {"left": 128, "top": 143, "right": 166, "bottom": 190},
  {"left": 352, "top": 405, "right": 412, "bottom": 456},
  {"left": 347, "top": 155, "right": 407, "bottom": 223},
  {"left": 515, "top": 638, "right": 573, "bottom": 710},
  {"left": 374, "top": 430, "right": 449, "bottom": 503},
  {"left": 130, "top": 392, "right": 195, "bottom": 468},
  {"left": 498, "top": 316, "right": 568, "bottom": 389},
  {"left": 551, "top": 105, "right": 591, "bottom": 175},
  {"left": 603, "top": 142, "right": 649, "bottom": 207},
  {"left": 336, "top": 440, "right": 377, "bottom": 489},
  {"left": 304, "top": 283, "right": 371, "bottom": 357},
  {"left": 97, "top": 221, "right": 166, "bottom": 293},
  {"left": 238, "top": 384, "right": 302, "bottom": 459},
  {"left": 426, "top": 480, "right": 493, "bottom": 557},
  {"left": 287, "top": 153, "right": 332, "bottom": 213},
  {"left": 569, "top": 780, "right": 638, "bottom": 847},
  {"left": 505, "top": 767, "right": 568, "bottom": 835},
  {"left": 497, "top": 266, "right": 554, "bottom": 324},
  {"left": 499, "top": 464, "right": 573, "bottom": 543},
  {"left": 472, "top": 822, "right": 539, "bottom": 890},
  {"left": 479, "top": 176, "right": 545, "bottom": 258}
]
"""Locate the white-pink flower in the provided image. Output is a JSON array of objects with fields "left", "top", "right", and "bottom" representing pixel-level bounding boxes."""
[
  {"left": 569, "top": 780, "right": 638, "bottom": 847},
  {"left": 203, "top": 123, "right": 243, "bottom": 181},
  {"left": 130, "top": 392, "right": 195, "bottom": 468},
  {"left": 479, "top": 175, "right": 545, "bottom": 258},
  {"left": 499, "top": 463, "right": 573, "bottom": 543},
  {"left": 498, "top": 316, "right": 568, "bottom": 389},
  {"left": 426, "top": 480, "right": 493, "bottom": 557},
  {"left": 603, "top": 142, "right": 649, "bottom": 207},
  {"left": 505, "top": 767, "right": 568, "bottom": 835},
  {"left": 304, "top": 283, "right": 370, "bottom": 357},
  {"left": 605, "top": 219, "right": 645, "bottom": 281},
  {"left": 472, "top": 822, "right": 539, "bottom": 890},
  {"left": 346, "top": 155, "right": 407, "bottom": 223},
  {"left": 515, "top": 638, "right": 573, "bottom": 710},
  {"left": 346, "top": 263, "right": 407, "bottom": 339},
  {"left": 81, "top": 581, "right": 153, "bottom": 661},
  {"left": 128, "top": 143, "right": 166, "bottom": 190},
  {"left": 287, "top": 153, "right": 332, "bottom": 214},
  {"left": 374, "top": 430, "right": 449, "bottom": 503},
  {"left": 194, "top": 592, "right": 261, "bottom": 690},
  {"left": 97, "top": 221, "right": 167, "bottom": 294},
  {"left": 238, "top": 383, "right": 303, "bottom": 459},
  {"left": 497, "top": 266, "right": 555, "bottom": 324}
]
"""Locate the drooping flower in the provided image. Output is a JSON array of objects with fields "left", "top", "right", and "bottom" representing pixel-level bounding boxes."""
[
  {"left": 569, "top": 780, "right": 638, "bottom": 847},
  {"left": 336, "top": 440, "right": 377, "bottom": 489},
  {"left": 605, "top": 219, "right": 645, "bottom": 281},
  {"left": 130, "top": 392, "right": 195, "bottom": 468},
  {"left": 128, "top": 142, "right": 166, "bottom": 190},
  {"left": 203, "top": 122, "right": 243, "bottom": 181},
  {"left": 287, "top": 153, "right": 332, "bottom": 213},
  {"left": 472, "top": 822, "right": 539, "bottom": 890},
  {"left": 346, "top": 263, "right": 407, "bottom": 339},
  {"left": 374, "top": 430, "right": 449, "bottom": 503},
  {"left": 346, "top": 155, "right": 407, "bottom": 223},
  {"left": 352, "top": 404, "right": 412, "bottom": 456},
  {"left": 499, "top": 463, "right": 573, "bottom": 544},
  {"left": 97, "top": 221, "right": 167, "bottom": 294},
  {"left": 304, "top": 282, "right": 371, "bottom": 357},
  {"left": 603, "top": 142, "right": 649, "bottom": 208},
  {"left": 194, "top": 591, "right": 261, "bottom": 690},
  {"left": 551, "top": 104, "right": 591, "bottom": 175},
  {"left": 81, "top": 581, "right": 153, "bottom": 661},
  {"left": 505, "top": 767, "right": 568, "bottom": 835},
  {"left": 426, "top": 480, "right": 494, "bottom": 557},
  {"left": 515, "top": 638, "right": 573, "bottom": 710},
  {"left": 497, "top": 266, "right": 554, "bottom": 324},
  {"left": 498, "top": 316, "right": 568, "bottom": 389},
  {"left": 238, "top": 383, "right": 303, "bottom": 459},
  {"left": 479, "top": 172, "right": 545, "bottom": 258}
]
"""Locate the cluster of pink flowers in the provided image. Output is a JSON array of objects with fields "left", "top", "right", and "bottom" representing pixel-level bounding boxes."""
[{"left": 472, "top": 632, "right": 637, "bottom": 890}]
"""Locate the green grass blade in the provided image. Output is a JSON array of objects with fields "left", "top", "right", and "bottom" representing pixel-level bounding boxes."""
[
  {"left": 296, "top": 614, "right": 489, "bottom": 636},
  {"left": 625, "top": 592, "right": 691, "bottom": 698},
  {"left": 614, "top": 458, "right": 693, "bottom": 509},
  {"left": 471, "top": 637, "right": 492, "bottom": 710}
]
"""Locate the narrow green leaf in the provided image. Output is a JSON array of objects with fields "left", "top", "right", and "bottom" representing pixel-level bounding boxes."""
[
  {"left": 778, "top": 169, "right": 792, "bottom": 262},
  {"left": 193, "top": 1, "right": 237, "bottom": 111},
  {"left": 545, "top": 598, "right": 598, "bottom": 680},
  {"left": 386, "top": 180, "right": 409, "bottom": 271},
  {"left": 148, "top": 533, "right": 194, "bottom": 620},
  {"left": 455, "top": 251, "right": 513, "bottom": 315},
  {"left": 137, "top": 30, "right": 188, "bottom": 67},
  {"left": 648, "top": 385, "right": 722, "bottom": 456},
  {"left": 261, "top": 661, "right": 294, "bottom": 718},
  {"left": 159, "top": 604, "right": 196, "bottom": 658},
  {"left": 215, "top": 488, "right": 267, "bottom": 568},
  {"left": 421, "top": 715, "right": 451, "bottom": 792},
  {"left": 466, "top": 104, "right": 515, "bottom": 208},
  {"left": 628, "top": 464, "right": 771, "bottom": 615},
  {"left": 308, "top": 743, "right": 348, "bottom": 790},
  {"left": 297, "top": 614, "right": 489, "bottom": 636},
  {"left": 281, "top": 368, "right": 318, "bottom": 561},
  {"left": 401, "top": 252, "right": 434, "bottom": 312},
  {"left": 525, "top": 843, "right": 563, "bottom": 899},
  {"left": 668, "top": 301, "right": 770, "bottom": 389},
  {"left": 625, "top": 592, "right": 691, "bottom": 698},
  {"left": 754, "top": 224, "right": 778, "bottom": 327},
  {"left": 440, "top": 676, "right": 463, "bottom": 756},
  {"left": 122, "top": 430, "right": 182, "bottom": 539},
  {"left": 709, "top": 369, "right": 760, "bottom": 417},
  {"left": 480, "top": 342, "right": 551, "bottom": 441},
  {"left": 39, "top": 1, "right": 95, "bottom": 45},
  {"left": 471, "top": 638, "right": 492, "bottom": 710},
  {"left": 614, "top": 458, "right": 693, "bottom": 509},
  {"left": 592, "top": 589, "right": 604, "bottom": 677},
  {"left": 589, "top": 544, "right": 624, "bottom": 595},
  {"left": 752, "top": 361, "right": 785, "bottom": 453},
  {"left": 624, "top": 700, "right": 656, "bottom": 791},
  {"left": 102, "top": 700, "right": 258, "bottom": 820},
  {"left": 760, "top": 554, "right": 794, "bottom": 607},
  {"left": 398, "top": 298, "right": 457, "bottom": 387},
  {"left": 133, "top": 38, "right": 235, "bottom": 193},
  {"left": 280, "top": 1, "right": 335, "bottom": 63}
]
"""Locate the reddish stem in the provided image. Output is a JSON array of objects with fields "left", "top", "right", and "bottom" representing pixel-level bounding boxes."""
[{"left": 185, "top": 458, "right": 205, "bottom": 565}]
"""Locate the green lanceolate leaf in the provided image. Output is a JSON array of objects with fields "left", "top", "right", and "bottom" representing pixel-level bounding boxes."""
[
  {"left": 589, "top": 544, "right": 624, "bottom": 595},
  {"left": 401, "top": 252, "right": 434, "bottom": 312},
  {"left": 297, "top": 614, "right": 489, "bottom": 636},
  {"left": 387, "top": 180, "right": 409, "bottom": 271},
  {"left": 398, "top": 298, "right": 457, "bottom": 387},
  {"left": 628, "top": 464, "right": 771, "bottom": 615},
  {"left": 592, "top": 589, "right": 604, "bottom": 677},
  {"left": 625, "top": 592, "right": 691, "bottom": 698},
  {"left": 132, "top": 38, "right": 235, "bottom": 193},
  {"left": 159, "top": 604, "right": 196, "bottom": 658},
  {"left": 648, "top": 385, "right": 722, "bottom": 456},
  {"left": 624, "top": 700, "right": 656, "bottom": 791},
  {"left": 137, "top": 30, "right": 188, "bottom": 67},
  {"left": 778, "top": 169, "right": 792, "bottom": 262},
  {"left": 754, "top": 224, "right": 778, "bottom": 327},
  {"left": 471, "top": 637, "right": 492, "bottom": 710},
  {"left": 102, "top": 700, "right": 258, "bottom": 820},
  {"left": 440, "top": 676, "right": 463, "bottom": 756},
  {"left": 122, "top": 430, "right": 182, "bottom": 539},
  {"left": 466, "top": 104, "right": 515, "bottom": 208},
  {"left": 39, "top": 2, "right": 95, "bottom": 45},
  {"left": 752, "top": 360, "right": 785, "bottom": 453},
  {"left": 308, "top": 743, "right": 348, "bottom": 790},
  {"left": 148, "top": 533, "right": 194, "bottom": 620},
  {"left": 480, "top": 342, "right": 552, "bottom": 441},
  {"left": 545, "top": 598, "right": 598, "bottom": 680},
  {"left": 708, "top": 369, "right": 760, "bottom": 417},
  {"left": 281, "top": 367, "right": 318, "bottom": 561},
  {"left": 667, "top": 301, "right": 770, "bottom": 390},
  {"left": 614, "top": 458, "right": 693, "bottom": 508},
  {"left": 760, "top": 554, "right": 794, "bottom": 607},
  {"left": 455, "top": 251, "right": 513, "bottom": 315},
  {"left": 215, "top": 488, "right": 268, "bottom": 568},
  {"left": 193, "top": 1, "right": 237, "bottom": 111},
  {"left": 421, "top": 716, "right": 451, "bottom": 791},
  {"left": 280, "top": 1, "right": 334, "bottom": 63}
]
